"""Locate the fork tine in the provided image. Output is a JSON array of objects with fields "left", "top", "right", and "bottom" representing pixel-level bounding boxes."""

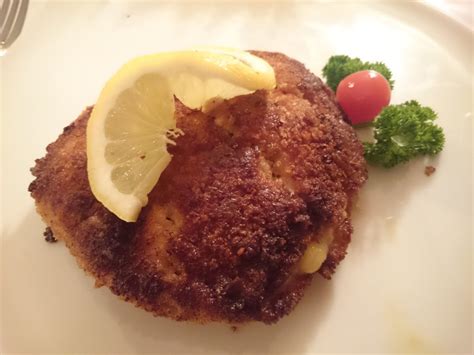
[
  {"left": 4, "top": 0, "right": 28, "bottom": 48},
  {"left": 0, "top": 0, "right": 18, "bottom": 45},
  {"left": 0, "top": 0, "right": 11, "bottom": 29}
]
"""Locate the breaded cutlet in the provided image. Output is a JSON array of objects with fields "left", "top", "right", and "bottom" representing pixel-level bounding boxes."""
[{"left": 29, "top": 51, "right": 367, "bottom": 324}]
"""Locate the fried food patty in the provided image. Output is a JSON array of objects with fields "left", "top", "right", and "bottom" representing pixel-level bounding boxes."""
[{"left": 29, "top": 51, "right": 367, "bottom": 324}]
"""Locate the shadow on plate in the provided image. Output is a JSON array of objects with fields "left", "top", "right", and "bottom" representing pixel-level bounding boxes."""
[
  {"left": 2, "top": 208, "right": 334, "bottom": 354},
  {"left": 350, "top": 152, "right": 440, "bottom": 253},
  {"left": 95, "top": 270, "right": 334, "bottom": 354}
]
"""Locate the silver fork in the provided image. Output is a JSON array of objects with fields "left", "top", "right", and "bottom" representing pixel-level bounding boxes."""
[{"left": 0, "top": 0, "right": 29, "bottom": 54}]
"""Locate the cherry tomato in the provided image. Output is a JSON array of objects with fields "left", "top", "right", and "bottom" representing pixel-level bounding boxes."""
[{"left": 336, "top": 70, "right": 391, "bottom": 125}]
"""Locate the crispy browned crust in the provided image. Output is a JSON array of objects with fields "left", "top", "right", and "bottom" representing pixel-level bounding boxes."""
[{"left": 29, "top": 51, "right": 367, "bottom": 324}]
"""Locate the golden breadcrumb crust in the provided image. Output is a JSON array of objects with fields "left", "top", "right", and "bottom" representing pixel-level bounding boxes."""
[{"left": 29, "top": 51, "right": 367, "bottom": 323}]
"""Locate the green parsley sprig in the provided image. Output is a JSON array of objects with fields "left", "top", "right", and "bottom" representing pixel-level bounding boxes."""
[
  {"left": 364, "top": 101, "right": 445, "bottom": 168},
  {"left": 322, "top": 55, "right": 394, "bottom": 91},
  {"left": 322, "top": 55, "right": 445, "bottom": 168}
]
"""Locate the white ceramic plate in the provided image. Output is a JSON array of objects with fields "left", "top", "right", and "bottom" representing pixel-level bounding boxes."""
[{"left": 1, "top": 1, "right": 472, "bottom": 354}]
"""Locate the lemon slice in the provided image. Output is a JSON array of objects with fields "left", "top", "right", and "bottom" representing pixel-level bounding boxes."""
[{"left": 87, "top": 48, "right": 276, "bottom": 222}]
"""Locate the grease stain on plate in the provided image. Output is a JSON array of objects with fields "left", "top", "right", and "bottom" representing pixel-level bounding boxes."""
[{"left": 385, "top": 303, "right": 438, "bottom": 354}]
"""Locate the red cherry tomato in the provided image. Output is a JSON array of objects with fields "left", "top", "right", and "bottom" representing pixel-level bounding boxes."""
[{"left": 336, "top": 70, "right": 391, "bottom": 125}]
